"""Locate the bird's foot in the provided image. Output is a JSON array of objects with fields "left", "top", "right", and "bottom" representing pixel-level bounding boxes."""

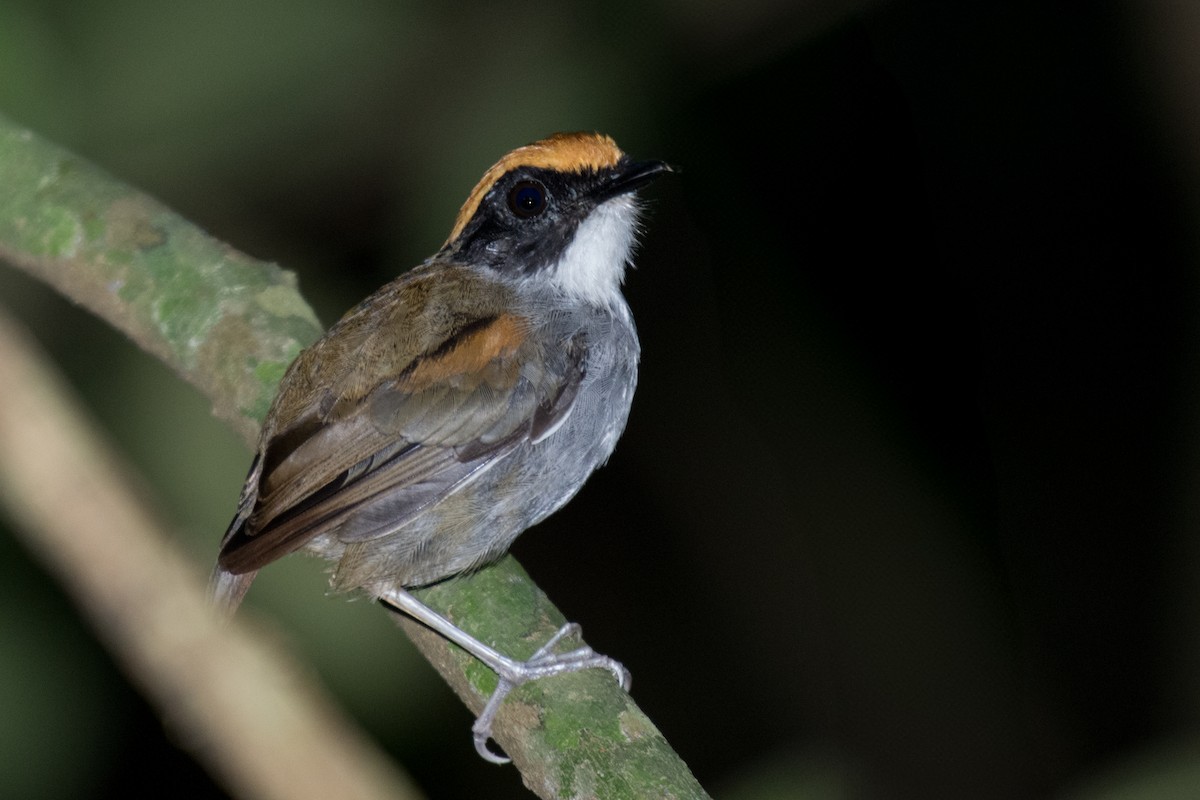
[{"left": 472, "top": 622, "right": 631, "bottom": 764}]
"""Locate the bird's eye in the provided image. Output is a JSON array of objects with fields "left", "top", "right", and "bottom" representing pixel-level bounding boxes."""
[{"left": 507, "top": 180, "right": 547, "bottom": 218}]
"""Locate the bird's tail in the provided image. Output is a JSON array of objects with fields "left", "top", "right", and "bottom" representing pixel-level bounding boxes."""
[{"left": 209, "top": 566, "right": 257, "bottom": 616}]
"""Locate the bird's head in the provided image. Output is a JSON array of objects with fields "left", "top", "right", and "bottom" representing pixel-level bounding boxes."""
[{"left": 442, "top": 132, "right": 672, "bottom": 307}]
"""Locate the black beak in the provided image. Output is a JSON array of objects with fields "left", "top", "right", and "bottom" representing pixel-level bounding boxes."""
[{"left": 598, "top": 159, "right": 675, "bottom": 201}]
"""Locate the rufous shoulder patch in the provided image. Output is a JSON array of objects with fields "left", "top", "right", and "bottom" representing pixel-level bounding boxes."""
[
  {"left": 447, "top": 132, "right": 625, "bottom": 243},
  {"left": 400, "top": 313, "right": 529, "bottom": 392}
]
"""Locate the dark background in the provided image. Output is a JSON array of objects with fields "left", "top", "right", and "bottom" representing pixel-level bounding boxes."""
[{"left": 3, "top": 1, "right": 1200, "bottom": 798}]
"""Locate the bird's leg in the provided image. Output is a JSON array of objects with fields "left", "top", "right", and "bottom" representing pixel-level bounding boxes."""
[{"left": 377, "top": 586, "right": 631, "bottom": 764}]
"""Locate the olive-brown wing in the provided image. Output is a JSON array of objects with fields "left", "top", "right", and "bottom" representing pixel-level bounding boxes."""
[{"left": 218, "top": 297, "right": 585, "bottom": 574}]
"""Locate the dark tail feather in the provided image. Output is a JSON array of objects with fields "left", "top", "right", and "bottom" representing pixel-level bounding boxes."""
[{"left": 209, "top": 566, "right": 257, "bottom": 616}]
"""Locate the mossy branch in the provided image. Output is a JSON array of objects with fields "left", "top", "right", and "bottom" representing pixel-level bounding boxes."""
[
  {"left": 0, "top": 113, "right": 710, "bottom": 799},
  {"left": 0, "top": 117, "right": 321, "bottom": 448}
]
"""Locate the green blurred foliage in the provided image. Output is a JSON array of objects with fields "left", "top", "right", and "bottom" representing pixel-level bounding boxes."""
[{"left": 1062, "top": 736, "right": 1200, "bottom": 800}]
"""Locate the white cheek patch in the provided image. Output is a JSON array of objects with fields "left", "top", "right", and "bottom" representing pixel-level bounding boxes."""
[{"left": 550, "top": 195, "right": 641, "bottom": 306}]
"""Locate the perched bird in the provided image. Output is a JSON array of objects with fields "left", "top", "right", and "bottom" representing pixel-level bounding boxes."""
[{"left": 210, "top": 132, "right": 670, "bottom": 761}]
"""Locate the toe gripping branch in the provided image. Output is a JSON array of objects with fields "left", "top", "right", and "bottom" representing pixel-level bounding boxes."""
[{"left": 378, "top": 587, "right": 631, "bottom": 763}]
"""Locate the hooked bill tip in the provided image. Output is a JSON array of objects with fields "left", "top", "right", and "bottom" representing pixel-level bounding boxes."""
[{"left": 598, "top": 159, "right": 674, "bottom": 202}]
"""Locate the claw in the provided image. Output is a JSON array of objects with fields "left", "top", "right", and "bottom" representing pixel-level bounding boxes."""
[{"left": 473, "top": 680, "right": 515, "bottom": 764}]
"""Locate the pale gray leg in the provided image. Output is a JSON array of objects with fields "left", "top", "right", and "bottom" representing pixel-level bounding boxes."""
[{"left": 377, "top": 586, "right": 631, "bottom": 764}]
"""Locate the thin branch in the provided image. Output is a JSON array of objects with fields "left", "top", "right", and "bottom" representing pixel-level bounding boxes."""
[{"left": 0, "top": 112, "right": 711, "bottom": 799}]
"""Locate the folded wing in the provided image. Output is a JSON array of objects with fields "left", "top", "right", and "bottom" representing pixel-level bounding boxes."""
[{"left": 218, "top": 272, "right": 586, "bottom": 575}]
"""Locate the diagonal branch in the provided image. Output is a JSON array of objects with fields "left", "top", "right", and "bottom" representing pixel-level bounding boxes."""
[
  {"left": 0, "top": 113, "right": 710, "bottom": 798},
  {"left": 0, "top": 116, "right": 322, "bottom": 447}
]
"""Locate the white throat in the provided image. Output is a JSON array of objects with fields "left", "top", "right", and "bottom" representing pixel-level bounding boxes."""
[{"left": 550, "top": 195, "right": 641, "bottom": 306}]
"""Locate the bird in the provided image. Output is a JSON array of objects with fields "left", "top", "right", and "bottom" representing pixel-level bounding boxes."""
[{"left": 209, "top": 131, "right": 671, "bottom": 762}]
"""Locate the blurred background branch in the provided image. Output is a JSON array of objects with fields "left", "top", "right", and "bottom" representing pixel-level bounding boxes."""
[{"left": 0, "top": 306, "right": 423, "bottom": 800}]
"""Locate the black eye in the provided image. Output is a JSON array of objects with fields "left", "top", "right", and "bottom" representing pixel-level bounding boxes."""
[{"left": 507, "top": 180, "right": 547, "bottom": 218}]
